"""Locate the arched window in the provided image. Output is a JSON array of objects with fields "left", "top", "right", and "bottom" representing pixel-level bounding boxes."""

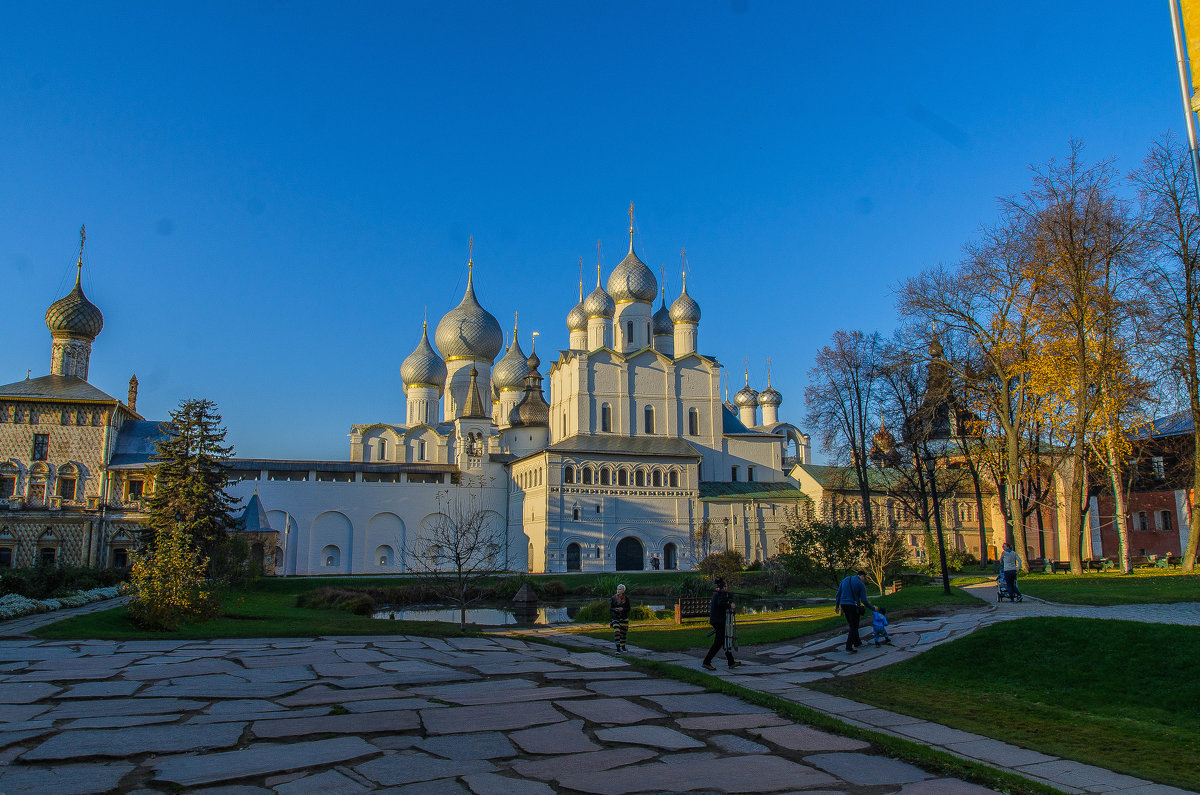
[
  {"left": 417, "top": 440, "right": 427, "bottom": 461},
  {"left": 635, "top": 470, "right": 646, "bottom": 487},
  {"left": 618, "top": 469, "right": 628, "bottom": 486},
  {"left": 564, "top": 466, "right": 574, "bottom": 484},
  {"left": 668, "top": 470, "right": 679, "bottom": 488},
  {"left": 583, "top": 467, "right": 594, "bottom": 485},
  {"left": 627, "top": 321, "right": 634, "bottom": 341},
  {"left": 652, "top": 470, "right": 663, "bottom": 487},
  {"left": 599, "top": 468, "right": 610, "bottom": 485},
  {"left": 643, "top": 405, "right": 654, "bottom": 434},
  {"left": 573, "top": 506, "right": 580, "bottom": 521},
  {"left": 377, "top": 439, "right": 387, "bottom": 461},
  {"left": 688, "top": 408, "right": 699, "bottom": 436},
  {"left": 600, "top": 403, "right": 611, "bottom": 433}
]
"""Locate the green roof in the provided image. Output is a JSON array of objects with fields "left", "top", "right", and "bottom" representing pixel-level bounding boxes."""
[
  {"left": 796, "top": 463, "right": 989, "bottom": 495},
  {"left": 699, "top": 481, "right": 809, "bottom": 501}
]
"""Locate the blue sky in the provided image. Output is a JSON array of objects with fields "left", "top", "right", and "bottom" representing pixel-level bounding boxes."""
[{"left": 0, "top": 2, "right": 1183, "bottom": 459}]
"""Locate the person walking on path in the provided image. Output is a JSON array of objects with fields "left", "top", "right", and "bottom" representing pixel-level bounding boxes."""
[
  {"left": 610, "top": 584, "right": 631, "bottom": 652},
  {"left": 871, "top": 606, "right": 892, "bottom": 646},
  {"left": 834, "top": 570, "right": 875, "bottom": 653},
  {"left": 1000, "top": 542, "right": 1024, "bottom": 602},
  {"left": 702, "top": 577, "right": 740, "bottom": 670}
]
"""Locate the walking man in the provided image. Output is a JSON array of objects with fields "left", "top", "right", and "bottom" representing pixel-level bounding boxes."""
[
  {"left": 834, "top": 569, "right": 875, "bottom": 654},
  {"left": 701, "top": 578, "right": 740, "bottom": 670},
  {"left": 1000, "top": 542, "right": 1023, "bottom": 602}
]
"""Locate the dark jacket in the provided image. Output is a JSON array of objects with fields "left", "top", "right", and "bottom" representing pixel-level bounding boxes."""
[
  {"left": 708, "top": 589, "right": 733, "bottom": 626},
  {"left": 610, "top": 595, "right": 631, "bottom": 622}
]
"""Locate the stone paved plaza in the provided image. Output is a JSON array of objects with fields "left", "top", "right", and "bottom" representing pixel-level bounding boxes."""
[
  {"left": 0, "top": 633, "right": 991, "bottom": 794},
  {"left": 1, "top": 587, "right": 1196, "bottom": 794}
]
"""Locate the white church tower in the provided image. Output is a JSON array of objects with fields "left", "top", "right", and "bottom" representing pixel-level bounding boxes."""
[{"left": 435, "top": 248, "right": 503, "bottom": 421}]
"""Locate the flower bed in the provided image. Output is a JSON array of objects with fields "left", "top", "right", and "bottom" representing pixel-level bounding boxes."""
[{"left": 0, "top": 586, "right": 122, "bottom": 621}]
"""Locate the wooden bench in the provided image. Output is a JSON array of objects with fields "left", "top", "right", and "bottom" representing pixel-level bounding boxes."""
[
  {"left": 884, "top": 579, "right": 904, "bottom": 595},
  {"left": 1051, "top": 561, "right": 1072, "bottom": 574},
  {"left": 674, "top": 597, "right": 710, "bottom": 625}
]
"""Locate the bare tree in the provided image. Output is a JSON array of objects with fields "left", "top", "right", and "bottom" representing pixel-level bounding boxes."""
[
  {"left": 862, "top": 522, "right": 910, "bottom": 597},
  {"left": 688, "top": 517, "right": 723, "bottom": 565},
  {"left": 1131, "top": 135, "right": 1200, "bottom": 571},
  {"left": 406, "top": 478, "right": 503, "bottom": 630},
  {"left": 805, "top": 330, "right": 884, "bottom": 529}
]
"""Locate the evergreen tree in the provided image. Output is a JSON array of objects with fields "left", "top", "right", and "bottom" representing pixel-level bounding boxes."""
[{"left": 142, "top": 398, "right": 239, "bottom": 557}]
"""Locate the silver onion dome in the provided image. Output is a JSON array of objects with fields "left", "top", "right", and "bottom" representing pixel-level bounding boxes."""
[
  {"left": 607, "top": 238, "right": 658, "bottom": 303},
  {"left": 46, "top": 269, "right": 104, "bottom": 339},
  {"left": 566, "top": 300, "right": 588, "bottom": 332},
  {"left": 583, "top": 283, "right": 614, "bottom": 318},
  {"left": 669, "top": 277, "right": 701, "bottom": 324},
  {"left": 757, "top": 386, "right": 782, "bottom": 407},
  {"left": 401, "top": 323, "right": 447, "bottom": 392},
  {"left": 733, "top": 384, "right": 759, "bottom": 407},
  {"left": 435, "top": 268, "right": 503, "bottom": 362},
  {"left": 492, "top": 334, "right": 530, "bottom": 391}
]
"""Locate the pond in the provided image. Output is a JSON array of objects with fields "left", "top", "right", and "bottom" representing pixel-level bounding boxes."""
[{"left": 372, "top": 597, "right": 828, "bottom": 625}]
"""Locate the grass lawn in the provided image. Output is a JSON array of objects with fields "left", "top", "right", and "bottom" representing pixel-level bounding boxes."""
[
  {"left": 573, "top": 584, "right": 981, "bottom": 651},
  {"left": 811, "top": 617, "right": 1200, "bottom": 790},
  {"left": 1017, "top": 571, "right": 1200, "bottom": 605},
  {"left": 33, "top": 580, "right": 484, "bottom": 640}
]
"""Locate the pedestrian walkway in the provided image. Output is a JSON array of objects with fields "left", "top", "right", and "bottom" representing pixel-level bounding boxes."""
[
  {"left": 519, "top": 589, "right": 1200, "bottom": 794},
  {"left": 0, "top": 596, "right": 130, "bottom": 638},
  {"left": 1, "top": 594, "right": 1195, "bottom": 793}
]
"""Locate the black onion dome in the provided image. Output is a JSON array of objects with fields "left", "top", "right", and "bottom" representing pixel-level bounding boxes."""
[{"left": 46, "top": 272, "right": 104, "bottom": 338}]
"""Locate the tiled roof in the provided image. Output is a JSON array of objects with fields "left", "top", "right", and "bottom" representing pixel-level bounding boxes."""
[
  {"left": 1137, "top": 409, "right": 1195, "bottom": 439},
  {"left": 699, "top": 481, "right": 809, "bottom": 501},
  {"left": 546, "top": 434, "right": 701, "bottom": 459},
  {"left": 0, "top": 375, "right": 117, "bottom": 402},
  {"left": 108, "top": 420, "right": 171, "bottom": 467}
]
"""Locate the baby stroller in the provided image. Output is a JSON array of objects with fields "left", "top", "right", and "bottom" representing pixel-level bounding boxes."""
[{"left": 995, "top": 568, "right": 1022, "bottom": 602}]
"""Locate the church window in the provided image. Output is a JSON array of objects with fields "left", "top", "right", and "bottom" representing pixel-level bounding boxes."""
[
  {"left": 731, "top": 466, "right": 739, "bottom": 482},
  {"left": 0, "top": 476, "right": 14, "bottom": 499},
  {"left": 1152, "top": 456, "right": 1165, "bottom": 479},
  {"left": 635, "top": 470, "right": 645, "bottom": 487},
  {"left": 32, "top": 434, "right": 48, "bottom": 462},
  {"left": 125, "top": 479, "right": 145, "bottom": 501},
  {"left": 40, "top": 547, "right": 56, "bottom": 567},
  {"left": 618, "top": 469, "right": 628, "bottom": 486},
  {"left": 688, "top": 408, "right": 698, "bottom": 436},
  {"left": 652, "top": 470, "right": 663, "bottom": 487},
  {"left": 596, "top": 505, "right": 601, "bottom": 513},
  {"left": 573, "top": 507, "right": 580, "bottom": 521},
  {"left": 643, "top": 405, "right": 655, "bottom": 434},
  {"left": 747, "top": 466, "right": 755, "bottom": 482},
  {"left": 0, "top": 547, "right": 12, "bottom": 567},
  {"left": 1161, "top": 511, "right": 1173, "bottom": 531},
  {"left": 601, "top": 403, "right": 611, "bottom": 432},
  {"left": 583, "top": 467, "right": 594, "bottom": 485},
  {"left": 627, "top": 321, "right": 634, "bottom": 341},
  {"left": 600, "top": 468, "right": 610, "bottom": 485},
  {"left": 418, "top": 440, "right": 427, "bottom": 460},
  {"left": 563, "top": 413, "right": 567, "bottom": 435},
  {"left": 646, "top": 322, "right": 650, "bottom": 342},
  {"left": 564, "top": 466, "right": 574, "bottom": 484},
  {"left": 377, "top": 439, "right": 387, "bottom": 461},
  {"left": 668, "top": 471, "right": 678, "bottom": 487}
]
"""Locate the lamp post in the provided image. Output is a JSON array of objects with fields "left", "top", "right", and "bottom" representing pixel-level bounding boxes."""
[{"left": 922, "top": 450, "right": 952, "bottom": 595}]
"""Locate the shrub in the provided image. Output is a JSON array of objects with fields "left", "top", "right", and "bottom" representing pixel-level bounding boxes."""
[
  {"left": 697, "top": 550, "right": 745, "bottom": 586},
  {"left": 126, "top": 524, "right": 219, "bottom": 631},
  {"left": 297, "top": 588, "right": 378, "bottom": 615},
  {"left": 672, "top": 574, "right": 711, "bottom": 597},
  {"left": 591, "top": 574, "right": 622, "bottom": 597},
  {"left": 572, "top": 599, "right": 656, "bottom": 623},
  {"left": 540, "top": 579, "right": 566, "bottom": 599},
  {"left": 0, "top": 565, "right": 128, "bottom": 600}
]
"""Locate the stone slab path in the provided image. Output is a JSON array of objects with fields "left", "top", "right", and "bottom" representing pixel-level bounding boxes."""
[
  {"left": 521, "top": 588, "right": 1200, "bottom": 795},
  {"left": 0, "top": 633, "right": 1004, "bottom": 794}
]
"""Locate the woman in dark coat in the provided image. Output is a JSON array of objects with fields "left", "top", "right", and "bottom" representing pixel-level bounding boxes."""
[
  {"left": 701, "top": 578, "right": 740, "bottom": 670},
  {"left": 610, "top": 583, "right": 631, "bottom": 653}
]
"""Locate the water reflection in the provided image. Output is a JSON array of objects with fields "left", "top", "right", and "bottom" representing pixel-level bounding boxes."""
[{"left": 373, "top": 602, "right": 580, "bottom": 626}]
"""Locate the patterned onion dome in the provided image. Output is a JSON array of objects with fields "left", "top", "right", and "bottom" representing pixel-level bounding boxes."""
[
  {"left": 929, "top": 335, "right": 944, "bottom": 358},
  {"left": 669, "top": 281, "right": 701, "bottom": 324},
  {"left": 492, "top": 336, "right": 530, "bottom": 391},
  {"left": 757, "top": 385, "right": 782, "bottom": 407},
  {"left": 46, "top": 271, "right": 104, "bottom": 339},
  {"left": 435, "top": 269, "right": 503, "bottom": 362},
  {"left": 607, "top": 239, "right": 658, "bottom": 303},
  {"left": 583, "top": 283, "right": 615, "bottom": 318},
  {"left": 566, "top": 300, "right": 588, "bottom": 332},
  {"left": 652, "top": 300, "right": 672, "bottom": 336},
  {"left": 872, "top": 422, "right": 896, "bottom": 451},
  {"left": 510, "top": 351, "right": 550, "bottom": 427},
  {"left": 400, "top": 324, "right": 447, "bottom": 391},
  {"left": 733, "top": 384, "right": 759, "bottom": 407}
]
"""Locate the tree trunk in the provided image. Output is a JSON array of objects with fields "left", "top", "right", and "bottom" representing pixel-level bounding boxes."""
[
  {"left": 1104, "top": 433, "right": 1133, "bottom": 574},
  {"left": 1005, "top": 429, "right": 1029, "bottom": 571},
  {"left": 1185, "top": 324, "right": 1200, "bottom": 571}
]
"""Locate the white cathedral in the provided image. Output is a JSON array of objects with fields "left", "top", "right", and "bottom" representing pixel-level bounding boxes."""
[{"left": 1, "top": 221, "right": 812, "bottom": 575}]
